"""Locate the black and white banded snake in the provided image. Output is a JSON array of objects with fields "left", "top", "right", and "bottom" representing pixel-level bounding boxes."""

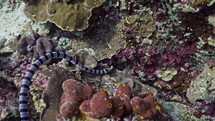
[{"left": 19, "top": 52, "right": 112, "bottom": 121}]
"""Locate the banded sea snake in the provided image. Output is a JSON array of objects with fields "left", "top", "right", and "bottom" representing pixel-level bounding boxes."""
[{"left": 19, "top": 52, "right": 112, "bottom": 121}]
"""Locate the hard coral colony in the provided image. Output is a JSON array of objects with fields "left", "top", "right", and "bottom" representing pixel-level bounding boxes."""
[{"left": 0, "top": 0, "right": 215, "bottom": 121}]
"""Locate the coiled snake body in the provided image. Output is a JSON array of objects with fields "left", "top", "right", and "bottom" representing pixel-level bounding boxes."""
[{"left": 19, "top": 52, "right": 112, "bottom": 121}]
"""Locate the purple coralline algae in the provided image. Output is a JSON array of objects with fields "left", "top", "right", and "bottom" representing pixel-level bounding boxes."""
[{"left": 113, "top": 38, "right": 198, "bottom": 81}]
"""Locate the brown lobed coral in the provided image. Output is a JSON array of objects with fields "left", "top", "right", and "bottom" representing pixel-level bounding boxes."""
[{"left": 24, "top": 0, "right": 106, "bottom": 31}]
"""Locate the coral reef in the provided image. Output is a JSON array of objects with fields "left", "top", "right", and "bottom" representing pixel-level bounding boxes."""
[
  {"left": 23, "top": 0, "right": 106, "bottom": 31},
  {"left": 163, "top": 101, "right": 203, "bottom": 121},
  {"left": 0, "top": 1, "right": 30, "bottom": 40},
  {"left": 30, "top": 75, "right": 49, "bottom": 112},
  {"left": 75, "top": 49, "right": 98, "bottom": 69},
  {"left": 1, "top": 0, "right": 215, "bottom": 120},
  {"left": 64, "top": 18, "right": 126, "bottom": 60}
]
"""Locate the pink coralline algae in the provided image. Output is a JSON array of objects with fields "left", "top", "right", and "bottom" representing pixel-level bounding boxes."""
[
  {"left": 0, "top": 57, "right": 31, "bottom": 85},
  {"left": 112, "top": 38, "right": 199, "bottom": 80},
  {"left": 0, "top": 77, "right": 18, "bottom": 119}
]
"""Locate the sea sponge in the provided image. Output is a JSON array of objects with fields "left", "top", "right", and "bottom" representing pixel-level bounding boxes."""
[
  {"left": 79, "top": 90, "right": 113, "bottom": 118},
  {"left": 60, "top": 101, "right": 80, "bottom": 117},
  {"left": 114, "top": 83, "right": 133, "bottom": 114},
  {"left": 131, "top": 93, "right": 161, "bottom": 119},
  {"left": 24, "top": 0, "right": 106, "bottom": 31},
  {"left": 59, "top": 79, "right": 94, "bottom": 117},
  {"left": 115, "top": 83, "right": 133, "bottom": 98},
  {"left": 110, "top": 96, "right": 124, "bottom": 117}
]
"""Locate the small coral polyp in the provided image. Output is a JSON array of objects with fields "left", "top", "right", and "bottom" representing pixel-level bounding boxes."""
[{"left": 24, "top": 0, "right": 106, "bottom": 31}]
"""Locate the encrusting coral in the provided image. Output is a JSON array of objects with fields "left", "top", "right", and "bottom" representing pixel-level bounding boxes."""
[
  {"left": 123, "top": 12, "right": 156, "bottom": 39},
  {"left": 23, "top": 0, "right": 106, "bottom": 31}
]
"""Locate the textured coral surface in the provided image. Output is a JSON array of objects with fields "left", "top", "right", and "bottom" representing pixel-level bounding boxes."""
[{"left": 24, "top": 0, "right": 106, "bottom": 31}]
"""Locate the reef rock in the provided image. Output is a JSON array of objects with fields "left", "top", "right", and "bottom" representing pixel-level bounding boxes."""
[
  {"left": 186, "top": 64, "right": 215, "bottom": 104},
  {"left": 24, "top": 0, "right": 106, "bottom": 31}
]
